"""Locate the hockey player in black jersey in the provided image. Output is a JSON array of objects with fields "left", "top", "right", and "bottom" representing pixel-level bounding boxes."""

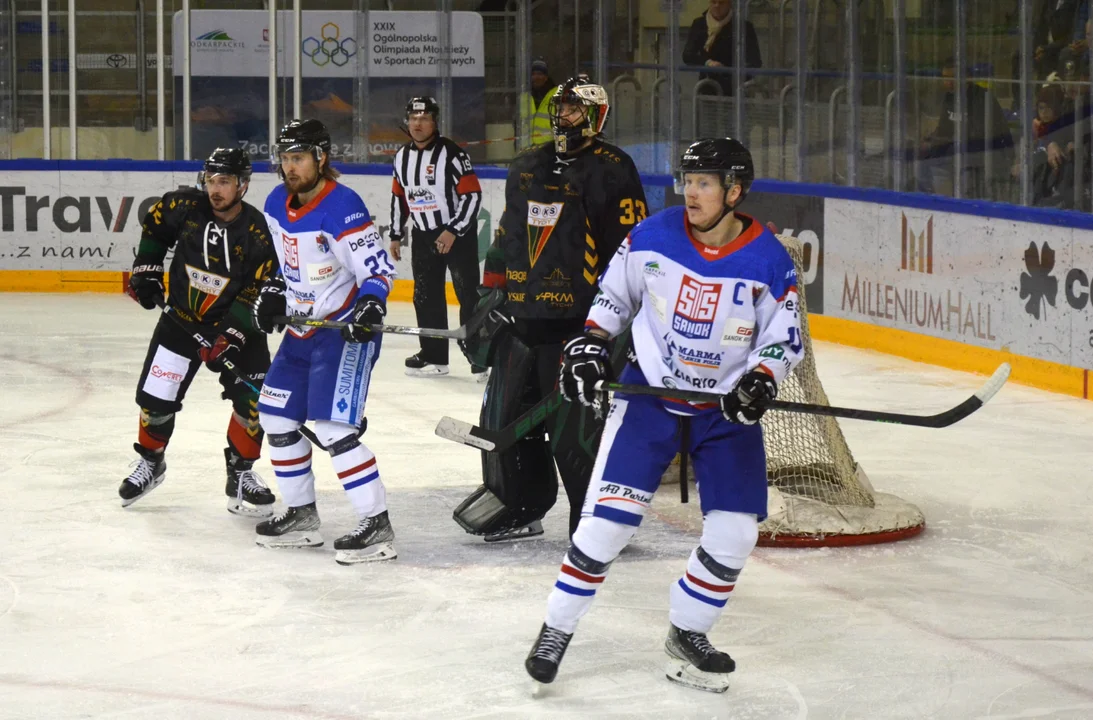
[
  {"left": 454, "top": 76, "right": 647, "bottom": 541},
  {"left": 119, "top": 147, "right": 280, "bottom": 517}
]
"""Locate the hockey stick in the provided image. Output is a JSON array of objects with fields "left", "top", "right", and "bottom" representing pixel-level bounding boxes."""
[
  {"left": 434, "top": 363, "right": 1011, "bottom": 452},
  {"left": 600, "top": 362, "right": 1011, "bottom": 428},
  {"left": 155, "top": 301, "right": 328, "bottom": 449},
  {"left": 273, "top": 315, "right": 467, "bottom": 340},
  {"left": 433, "top": 389, "right": 564, "bottom": 452}
]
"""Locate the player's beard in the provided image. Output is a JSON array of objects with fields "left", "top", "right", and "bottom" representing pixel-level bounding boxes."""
[
  {"left": 283, "top": 169, "right": 320, "bottom": 195},
  {"left": 208, "top": 192, "right": 238, "bottom": 212}
]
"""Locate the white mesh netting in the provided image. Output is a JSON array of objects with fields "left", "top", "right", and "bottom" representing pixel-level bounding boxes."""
[{"left": 660, "top": 235, "right": 925, "bottom": 547}]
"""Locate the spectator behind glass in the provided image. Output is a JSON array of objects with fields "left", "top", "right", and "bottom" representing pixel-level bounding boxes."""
[
  {"left": 916, "top": 58, "right": 1015, "bottom": 201},
  {"left": 1017, "top": 83, "right": 1075, "bottom": 206},
  {"left": 1033, "top": 0, "right": 1086, "bottom": 78},
  {"left": 682, "top": 0, "right": 762, "bottom": 96}
]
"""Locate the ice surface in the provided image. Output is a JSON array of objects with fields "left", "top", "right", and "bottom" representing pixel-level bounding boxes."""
[{"left": 1, "top": 293, "right": 1091, "bottom": 719}]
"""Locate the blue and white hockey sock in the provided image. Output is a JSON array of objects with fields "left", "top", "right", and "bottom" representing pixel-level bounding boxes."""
[
  {"left": 329, "top": 441, "right": 386, "bottom": 519},
  {"left": 668, "top": 546, "right": 741, "bottom": 633},
  {"left": 268, "top": 431, "right": 316, "bottom": 507}
]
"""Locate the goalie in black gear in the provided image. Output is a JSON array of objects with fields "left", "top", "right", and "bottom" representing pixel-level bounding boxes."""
[
  {"left": 120, "top": 147, "right": 280, "bottom": 518},
  {"left": 453, "top": 76, "right": 647, "bottom": 541}
]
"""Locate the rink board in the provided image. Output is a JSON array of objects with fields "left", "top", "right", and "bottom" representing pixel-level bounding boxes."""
[{"left": 1, "top": 161, "right": 1092, "bottom": 398}]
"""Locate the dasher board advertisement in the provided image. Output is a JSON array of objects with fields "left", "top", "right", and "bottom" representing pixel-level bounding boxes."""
[{"left": 824, "top": 198, "right": 1093, "bottom": 369}]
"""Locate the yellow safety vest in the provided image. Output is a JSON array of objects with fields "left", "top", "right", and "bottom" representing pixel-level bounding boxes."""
[{"left": 519, "top": 85, "right": 559, "bottom": 148}]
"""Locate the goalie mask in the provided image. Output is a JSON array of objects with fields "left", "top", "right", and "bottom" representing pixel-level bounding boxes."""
[{"left": 548, "top": 76, "right": 610, "bottom": 154}]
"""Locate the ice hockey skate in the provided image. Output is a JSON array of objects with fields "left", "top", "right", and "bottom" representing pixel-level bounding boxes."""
[
  {"left": 663, "top": 624, "right": 735, "bottom": 693},
  {"left": 333, "top": 510, "right": 397, "bottom": 565},
  {"left": 254, "top": 502, "right": 323, "bottom": 548},
  {"left": 483, "top": 519, "right": 544, "bottom": 543},
  {"left": 224, "top": 449, "right": 275, "bottom": 518},
  {"left": 525, "top": 623, "right": 573, "bottom": 690},
  {"left": 405, "top": 353, "right": 449, "bottom": 377},
  {"left": 471, "top": 365, "right": 490, "bottom": 383},
  {"left": 118, "top": 444, "right": 167, "bottom": 507}
]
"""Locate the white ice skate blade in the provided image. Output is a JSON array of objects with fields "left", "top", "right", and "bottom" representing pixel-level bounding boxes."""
[
  {"left": 120, "top": 475, "right": 166, "bottom": 508},
  {"left": 334, "top": 542, "right": 397, "bottom": 565},
  {"left": 255, "top": 531, "right": 324, "bottom": 549},
  {"left": 530, "top": 680, "right": 548, "bottom": 698},
  {"left": 473, "top": 369, "right": 490, "bottom": 384},
  {"left": 483, "top": 521, "right": 544, "bottom": 543},
  {"left": 405, "top": 365, "right": 449, "bottom": 377},
  {"left": 226, "top": 498, "right": 275, "bottom": 519},
  {"left": 664, "top": 656, "right": 730, "bottom": 693}
]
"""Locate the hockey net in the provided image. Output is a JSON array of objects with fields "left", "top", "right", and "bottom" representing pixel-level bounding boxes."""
[{"left": 661, "top": 234, "right": 925, "bottom": 547}]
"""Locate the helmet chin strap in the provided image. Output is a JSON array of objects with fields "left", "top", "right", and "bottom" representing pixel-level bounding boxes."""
[{"left": 692, "top": 187, "right": 737, "bottom": 233}]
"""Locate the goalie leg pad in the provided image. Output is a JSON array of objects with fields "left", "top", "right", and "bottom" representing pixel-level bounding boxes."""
[{"left": 454, "top": 333, "right": 558, "bottom": 534}]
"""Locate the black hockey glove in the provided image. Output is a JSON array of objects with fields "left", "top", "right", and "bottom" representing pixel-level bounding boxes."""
[
  {"left": 199, "top": 322, "right": 246, "bottom": 374},
  {"left": 459, "top": 287, "right": 513, "bottom": 368},
  {"left": 721, "top": 370, "right": 778, "bottom": 425},
  {"left": 559, "top": 332, "right": 611, "bottom": 412},
  {"left": 253, "top": 275, "right": 287, "bottom": 334},
  {"left": 127, "top": 262, "right": 165, "bottom": 310},
  {"left": 342, "top": 294, "right": 386, "bottom": 343}
]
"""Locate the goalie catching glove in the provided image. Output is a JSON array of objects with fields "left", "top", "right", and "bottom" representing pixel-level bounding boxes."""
[
  {"left": 720, "top": 370, "right": 777, "bottom": 425},
  {"left": 559, "top": 332, "right": 611, "bottom": 413}
]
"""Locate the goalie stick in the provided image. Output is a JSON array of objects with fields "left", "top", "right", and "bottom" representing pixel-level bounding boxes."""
[
  {"left": 273, "top": 315, "right": 468, "bottom": 340},
  {"left": 601, "top": 362, "right": 1011, "bottom": 429},
  {"left": 433, "top": 363, "right": 1011, "bottom": 452},
  {"left": 157, "top": 301, "right": 329, "bottom": 449}
]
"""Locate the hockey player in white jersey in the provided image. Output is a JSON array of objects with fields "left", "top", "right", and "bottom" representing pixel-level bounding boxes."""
[
  {"left": 524, "top": 138, "right": 803, "bottom": 692},
  {"left": 251, "top": 119, "right": 399, "bottom": 565}
]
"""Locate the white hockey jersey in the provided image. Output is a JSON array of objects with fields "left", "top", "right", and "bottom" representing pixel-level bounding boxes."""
[
  {"left": 588, "top": 206, "right": 803, "bottom": 411},
  {"left": 263, "top": 181, "right": 396, "bottom": 338}
]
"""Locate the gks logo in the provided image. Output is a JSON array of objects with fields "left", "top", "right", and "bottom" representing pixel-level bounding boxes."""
[
  {"left": 1018, "top": 241, "right": 1057, "bottom": 320},
  {"left": 672, "top": 275, "right": 722, "bottom": 339},
  {"left": 526, "top": 201, "right": 563, "bottom": 268}
]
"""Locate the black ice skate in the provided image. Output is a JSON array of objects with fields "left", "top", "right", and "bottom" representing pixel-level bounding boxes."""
[
  {"left": 118, "top": 443, "right": 167, "bottom": 507},
  {"left": 254, "top": 502, "right": 323, "bottom": 548},
  {"left": 224, "top": 449, "right": 276, "bottom": 518},
  {"left": 405, "top": 352, "right": 449, "bottom": 377},
  {"left": 525, "top": 623, "right": 573, "bottom": 686},
  {"left": 333, "top": 510, "right": 396, "bottom": 565},
  {"left": 484, "top": 519, "right": 544, "bottom": 543},
  {"left": 664, "top": 624, "right": 736, "bottom": 693}
]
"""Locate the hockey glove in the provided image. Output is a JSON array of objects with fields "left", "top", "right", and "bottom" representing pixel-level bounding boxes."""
[
  {"left": 253, "top": 275, "right": 287, "bottom": 334},
  {"left": 342, "top": 294, "right": 386, "bottom": 343},
  {"left": 127, "top": 262, "right": 165, "bottom": 310},
  {"left": 199, "top": 322, "right": 246, "bottom": 374},
  {"left": 459, "top": 287, "right": 513, "bottom": 369},
  {"left": 559, "top": 332, "right": 611, "bottom": 412},
  {"left": 721, "top": 370, "right": 778, "bottom": 425}
]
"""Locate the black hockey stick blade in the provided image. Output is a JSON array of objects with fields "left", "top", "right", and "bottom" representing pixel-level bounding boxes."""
[
  {"left": 600, "top": 362, "right": 1010, "bottom": 429},
  {"left": 274, "top": 315, "right": 466, "bottom": 340},
  {"left": 434, "top": 389, "right": 564, "bottom": 452}
]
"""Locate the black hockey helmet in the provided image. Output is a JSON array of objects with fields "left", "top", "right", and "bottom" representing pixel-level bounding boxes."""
[
  {"left": 405, "top": 96, "right": 440, "bottom": 124},
  {"left": 547, "top": 75, "right": 610, "bottom": 153},
  {"left": 273, "top": 118, "right": 332, "bottom": 181},
  {"left": 675, "top": 137, "right": 754, "bottom": 199},
  {"left": 199, "top": 146, "right": 252, "bottom": 187}
]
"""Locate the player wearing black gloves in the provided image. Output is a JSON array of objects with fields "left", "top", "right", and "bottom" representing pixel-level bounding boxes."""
[{"left": 120, "top": 147, "right": 279, "bottom": 518}]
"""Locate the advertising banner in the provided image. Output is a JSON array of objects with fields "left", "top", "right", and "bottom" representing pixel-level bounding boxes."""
[
  {"left": 172, "top": 10, "right": 486, "bottom": 162},
  {"left": 0, "top": 170, "right": 503, "bottom": 283},
  {"left": 823, "top": 198, "right": 1093, "bottom": 370}
]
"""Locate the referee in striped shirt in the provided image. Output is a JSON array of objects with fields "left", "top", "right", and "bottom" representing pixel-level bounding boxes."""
[{"left": 389, "top": 97, "right": 485, "bottom": 379}]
